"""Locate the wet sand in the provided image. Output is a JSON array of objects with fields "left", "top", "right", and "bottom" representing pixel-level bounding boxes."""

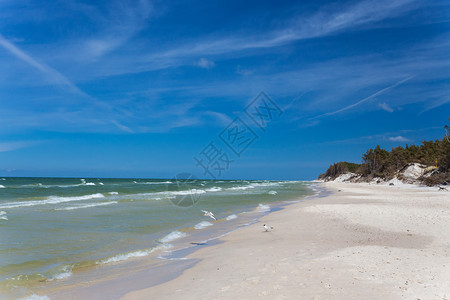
[{"left": 123, "top": 182, "right": 450, "bottom": 300}]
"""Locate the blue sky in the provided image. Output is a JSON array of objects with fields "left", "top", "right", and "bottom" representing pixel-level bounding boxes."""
[{"left": 0, "top": 0, "right": 449, "bottom": 180}]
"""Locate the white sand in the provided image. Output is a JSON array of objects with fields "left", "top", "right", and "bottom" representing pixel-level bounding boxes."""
[{"left": 123, "top": 182, "right": 450, "bottom": 300}]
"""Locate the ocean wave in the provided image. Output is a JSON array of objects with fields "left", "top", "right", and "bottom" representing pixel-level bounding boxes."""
[
  {"left": 226, "top": 214, "right": 237, "bottom": 220},
  {"left": 56, "top": 201, "right": 118, "bottom": 211},
  {"left": 98, "top": 182, "right": 104, "bottom": 185},
  {"left": 80, "top": 179, "right": 96, "bottom": 186},
  {"left": 229, "top": 181, "right": 283, "bottom": 191},
  {"left": 0, "top": 211, "right": 8, "bottom": 220},
  {"left": 228, "top": 185, "right": 255, "bottom": 191},
  {"left": 268, "top": 190, "right": 277, "bottom": 195},
  {"left": 49, "top": 266, "right": 72, "bottom": 281},
  {"left": 205, "top": 187, "right": 222, "bottom": 192},
  {"left": 0, "top": 185, "right": 5, "bottom": 188},
  {"left": 19, "top": 182, "right": 100, "bottom": 188},
  {"left": 124, "top": 188, "right": 217, "bottom": 202},
  {"left": 21, "top": 295, "right": 50, "bottom": 300},
  {"left": 167, "top": 189, "right": 206, "bottom": 196},
  {"left": 108, "top": 191, "right": 119, "bottom": 195},
  {"left": 100, "top": 250, "right": 153, "bottom": 264},
  {"left": 257, "top": 203, "right": 271, "bottom": 212},
  {"left": 159, "top": 230, "right": 187, "bottom": 243},
  {"left": 98, "top": 244, "right": 172, "bottom": 265},
  {"left": 0, "top": 193, "right": 105, "bottom": 209},
  {"left": 139, "top": 181, "right": 173, "bottom": 185},
  {"left": 194, "top": 221, "right": 213, "bottom": 229}
]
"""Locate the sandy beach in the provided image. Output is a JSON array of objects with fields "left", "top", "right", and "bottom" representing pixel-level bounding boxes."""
[{"left": 123, "top": 182, "right": 450, "bottom": 300}]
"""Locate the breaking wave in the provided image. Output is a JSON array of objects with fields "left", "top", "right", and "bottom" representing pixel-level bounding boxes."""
[
  {"left": 257, "top": 204, "right": 271, "bottom": 212},
  {"left": 226, "top": 214, "right": 238, "bottom": 220},
  {"left": 159, "top": 230, "right": 187, "bottom": 243},
  {"left": 194, "top": 221, "right": 213, "bottom": 229},
  {"left": 56, "top": 201, "right": 117, "bottom": 211},
  {"left": 0, "top": 193, "right": 105, "bottom": 209}
]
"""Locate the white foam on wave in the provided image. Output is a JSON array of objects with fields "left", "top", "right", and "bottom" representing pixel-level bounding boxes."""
[
  {"left": 159, "top": 230, "right": 187, "bottom": 243},
  {"left": 194, "top": 221, "right": 213, "bottom": 229},
  {"left": 98, "top": 182, "right": 104, "bottom": 185},
  {"left": 0, "top": 193, "right": 105, "bottom": 209},
  {"left": 51, "top": 267, "right": 72, "bottom": 280},
  {"left": 99, "top": 244, "right": 172, "bottom": 265},
  {"left": 100, "top": 250, "right": 152, "bottom": 264},
  {"left": 20, "top": 183, "right": 52, "bottom": 188},
  {"left": 228, "top": 185, "right": 255, "bottom": 191},
  {"left": 228, "top": 182, "right": 281, "bottom": 191},
  {"left": 268, "top": 190, "right": 277, "bottom": 195},
  {"left": 79, "top": 179, "right": 95, "bottom": 186},
  {"left": 117, "top": 187, "right": 217, "bottom": 203},
  {"left": 21, "top": 295, "right": 50, "bottom": 300},
  {"left": 226, "top": 214, "right": 238, "bottom": 220},
  {"left": 140, "top": 181, "right": 172, "bottom": 185},
  {"left": 205, "top": 187, "right": 222, "bottom": 192},
  {"left": 257, "top": 203, "right": 271, "bottom": 212},
  {"left": 0, "top": 185, "right": 5, "bottom": 188},
  {"left": 56, "top": 201, "right": 118, "bottom": 211},
  {"left": 109, "top": 192, "right": 119, "bottom": 195},
  {"left": 0, "top": 178, "right": 5, "bottom": 180},
  {"left": 168, "top": 189, "right": 206, "bottom": 196}
]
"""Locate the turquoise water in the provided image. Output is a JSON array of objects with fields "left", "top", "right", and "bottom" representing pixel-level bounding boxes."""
[{"left": 0, "top": 177, "right": 313, "bottom": 298}]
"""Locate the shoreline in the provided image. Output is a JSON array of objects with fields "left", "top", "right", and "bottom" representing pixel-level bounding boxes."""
[
  {"left": 122, "top": 182, "right": 449, "bottom": 300},
  {"left": 29, "top": 183, "right": 317, "bottom": 299}
]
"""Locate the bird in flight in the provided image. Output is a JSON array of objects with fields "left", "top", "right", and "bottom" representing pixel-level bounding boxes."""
[
  {"left": 263, "top": 224, "right": 273, "bottom": 232},
  {"left": 201, "top": 210, "right": 216, "bottom": 220}
]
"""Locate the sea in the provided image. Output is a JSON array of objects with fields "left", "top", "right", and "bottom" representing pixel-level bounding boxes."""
[{"left": 0, "top": 177, "right": 316, "bottom": 299}]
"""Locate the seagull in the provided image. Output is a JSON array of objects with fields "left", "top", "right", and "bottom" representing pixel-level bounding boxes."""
[
  {"left": 201, "top": 210, "right": 216, "bottom": 220},
  {"left": 263, "top": 224, "right": 273, "bottom": 232}
]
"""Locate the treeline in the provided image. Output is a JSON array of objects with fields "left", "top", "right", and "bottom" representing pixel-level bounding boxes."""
[{"left": 318, "top": 137, "right": 450, "bottom": 186}]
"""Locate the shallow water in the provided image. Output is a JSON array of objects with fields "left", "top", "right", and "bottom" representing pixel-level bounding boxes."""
[{"left": 0, "top": 177, "right": 314, "bottom": 298}]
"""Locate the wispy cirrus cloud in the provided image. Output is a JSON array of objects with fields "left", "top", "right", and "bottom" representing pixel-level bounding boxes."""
[
  {"left": 195, "top": 58, "right": 215, "bottom": 69},
  {"left": 0, "top": 34, "right": 87, "bottom": 96},
  {"left": 309, "top": 76, "right": 414, "bottom": 120},
  {"left": 139, "top": 0, "right": 417, "bottom": 66},
  {"left": 317, "top": 126, "right": 442, "bottom": 146},
  {"left": 0, "top": 141, "right": 41, "bottom": 153},
  {"left": 388, "top": 135, "right": 410, "bottom": 142},
  {"left": 76, "top": 0, "right": 154, "bottom": 61},
  {"left": 379, "top": 102, "right": 395, "bottom": 112}
]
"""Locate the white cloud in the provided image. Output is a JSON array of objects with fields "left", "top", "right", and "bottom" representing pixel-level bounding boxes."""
[
  {"left": 196, "top": 58, "right": 215, "bottom": 69},
  {"left": 236, "top": 65, "right": 253, "bottom": 76},
  {"left": 388, "top": 135, "right": 410, "bottom": 142},
  {"left": 0, "top": 34, "right": 87, "bottom": 96},
  {"left": 143, "top": 0, "right": 416, "bottom": 64},
  {"left": 379, "top": 102, "right": 394, "bottom": 112},
  {"left": 0, "top": 141, "right": 40, "bottom": 153},
  {"left": 311, "top": 76, "right": 413, "bottom": 119},
  {"left": 110, "top": 120, "right": 134, "bottom": 133}
]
